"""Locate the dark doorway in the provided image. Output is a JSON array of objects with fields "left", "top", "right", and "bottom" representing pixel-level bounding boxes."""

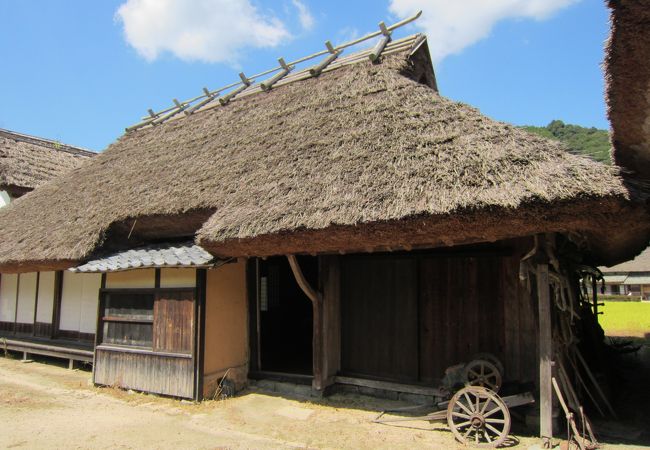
[{"left": 257, "top": 256, "right": 315, "bottom": 375}]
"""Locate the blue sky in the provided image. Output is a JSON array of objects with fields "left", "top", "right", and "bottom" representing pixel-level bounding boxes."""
[{"left": 0, "top": 0, "right": 609, "bottom": 152}]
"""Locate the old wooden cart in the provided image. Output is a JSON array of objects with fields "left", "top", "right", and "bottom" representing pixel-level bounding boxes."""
[{"left": 373, "top": 356, "right": 535, "bottom": 448}]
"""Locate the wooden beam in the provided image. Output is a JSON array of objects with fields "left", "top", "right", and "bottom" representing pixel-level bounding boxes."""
[
  {"left": 537, "top": 262, "right": 553, "bottom": 445},
  {"left": 286, "top": 255, "right": 324, "bottom": 391},
  {"left": 287, "top": 255, "right": 320, "bottom": 304}
]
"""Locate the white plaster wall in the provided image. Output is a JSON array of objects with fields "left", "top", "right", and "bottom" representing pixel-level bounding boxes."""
[
  {"left": 36, "top": 272, "right": 56, "bottom": 323},
  {"left": 16, "top": 272, "right": 37, "bottom": 324},
  {"left": 60, "top": 272, "right": 101, "bottom": 332},
  {"left": 105, "top": 269, "right": 155, "bottom": 289},
  {"left": 0, "top": 274, "right": 18, "bottom": 322},
  {"left": 0, "top": 190, "right": 11, "bottom": 208},
  {"left": 160, "top": 268, "right": 196, "bottom": 288}
]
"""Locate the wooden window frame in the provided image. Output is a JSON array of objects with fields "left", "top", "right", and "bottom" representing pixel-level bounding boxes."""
[{"left": 96, "top": 286, "right": 196, "bottom": 355}]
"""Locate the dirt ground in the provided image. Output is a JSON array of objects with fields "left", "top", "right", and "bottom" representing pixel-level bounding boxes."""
[{"left": 0, "top": 356, "right": 646, "bottom": 450}]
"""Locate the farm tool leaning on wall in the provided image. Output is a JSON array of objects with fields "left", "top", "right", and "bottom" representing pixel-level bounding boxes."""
[{"left": 373, "top": 355, "right": 535, "bottom": 448}]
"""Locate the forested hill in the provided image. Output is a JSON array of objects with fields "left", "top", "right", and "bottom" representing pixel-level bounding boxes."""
[{"left": 521, "top": 120, "right": 611, "bottom": 164}]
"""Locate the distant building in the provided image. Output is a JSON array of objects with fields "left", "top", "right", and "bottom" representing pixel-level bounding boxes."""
[
  {"left": 0, "top": 128, "right": 95, "bottom": 205},
  {"left": 600, "top": 247, "right": 650, "bottom": 298}
]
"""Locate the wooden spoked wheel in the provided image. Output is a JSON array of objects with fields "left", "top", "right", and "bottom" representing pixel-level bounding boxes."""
[
  {"left": 471, "top": 353, "right": 505, "bottom": 378},
  {"left": 463, "top": 359, "right": 503, "bottom": 392},
  {"left": 446, "top": 386, "right": 511, "bottom": 448}
]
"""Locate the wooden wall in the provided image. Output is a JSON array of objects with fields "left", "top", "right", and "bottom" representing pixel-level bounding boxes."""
[
  {"left": 341, "top": 256, "right": 419, "bottom": 382},
  {"left": 94, "top": 348, "right": 194, "bottom": 398},
  {"left": 94, "top": 284, "right": 197, "bottom": 399},
  {"left": 338, "top": 238, "right": 538, "bottom": 386}
]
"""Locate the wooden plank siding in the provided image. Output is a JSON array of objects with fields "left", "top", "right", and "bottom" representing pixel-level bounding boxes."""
[
  {"left": 341, "top": 256, "right": 419, "bottom": 382},
  {"left": 94, "top": 349, "right": 194, "bottom": 398},
  {"left": 338, "top": 238, "right": 538, "bottom": 387}
]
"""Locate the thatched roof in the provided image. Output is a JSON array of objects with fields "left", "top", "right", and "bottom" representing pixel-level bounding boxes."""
[
  {"left": 605, "top": 0, "right": 650, "bottom": 178},
  {"left": 0, "top": 129, "right": 95, "bottom": 195},
  {"left": 0, "top": 36, "right": 648, "bottom": 272}
]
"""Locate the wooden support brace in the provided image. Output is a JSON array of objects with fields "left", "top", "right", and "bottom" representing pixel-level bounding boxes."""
[
  {"left": 261, "top": 58, "right": 293, "bottom": 91},
  {"left": 186, "top": 87, "right": 219, "bottom": 114},
  {"left": 310, "top": 42, "right": 341, "bottom": 77},
  {"left": 287, "top": 255, "right": 320, "bottom": 305},
  {"left": 286, "top": 255, "right": 324, "bottom": 391},
  {"left": 369, "top": 22, "right": 392, "bottom": 62},
  {"left": 219, "top": 73, "right": 251, "bottom": 106},
  {"left": 151, "top": 99, "right": 188, "bottom": 125}
]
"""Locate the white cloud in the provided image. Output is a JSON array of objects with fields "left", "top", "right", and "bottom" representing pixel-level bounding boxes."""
[
  {"left": 388, "top": 0, "right": 580, "bottom": 63},
  {"left": 292, "top": 0, "right": 314, "bottom": 31},
  {"left": 116, "top": 0, "right": 292, "bottom": 64}
]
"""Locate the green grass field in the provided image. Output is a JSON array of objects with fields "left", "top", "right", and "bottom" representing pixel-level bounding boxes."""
[{"left": 599, "top": 301, "right": 650, "bottom": 339}]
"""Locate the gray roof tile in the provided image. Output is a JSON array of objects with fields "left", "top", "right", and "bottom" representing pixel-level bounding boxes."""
[{"left": 70, "top": 241, "right": 215, "bottom": 273}]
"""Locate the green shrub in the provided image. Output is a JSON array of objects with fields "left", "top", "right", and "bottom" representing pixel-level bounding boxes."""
[{"left": 600, "top": 295, "right": 641, "bottom": 302}]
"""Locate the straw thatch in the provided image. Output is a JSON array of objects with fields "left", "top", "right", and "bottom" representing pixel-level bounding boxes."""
[
  {"left": 0, "top": 38, "right": 647, "bottom": 272},
  {"left": 0, "top": 129, "right": 95, "bottom": 196},
  {"left": 605, "top": 0, "right": 650, "bottom": 178}
]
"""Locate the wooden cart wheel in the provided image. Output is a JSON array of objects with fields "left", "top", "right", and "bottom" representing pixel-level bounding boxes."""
[
  {"left": 463, "top": 359, "right": 502, "bottom": 392},
  {"left": 446, "top": 386, "right": 511, "bottom": 448},
  {"left": 471, "top": 352, "right": 505, "bottom": 378}
]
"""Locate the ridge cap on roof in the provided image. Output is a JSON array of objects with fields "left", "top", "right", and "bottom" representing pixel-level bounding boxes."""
[
  {"left": 0, "top": 128, "right": 96, "bottom": 157},
  {"left": 126, "top": 11, "right": 427, "bottom": 133}
]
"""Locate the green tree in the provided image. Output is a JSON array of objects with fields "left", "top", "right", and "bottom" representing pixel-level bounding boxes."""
[{"left": 522, "top": 120, "right": 611, "bottom": 164}]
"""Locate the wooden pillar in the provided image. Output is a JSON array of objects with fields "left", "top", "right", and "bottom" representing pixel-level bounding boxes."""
[
  {"left": 320, "top": 255, "right": 341, "bottom": 388},
  {"left": 537, "top": 263, "right": 553, "bottom": 445},
  {"left": 51, "top": 271, "right": 64, "bottom": 339},
  {"left": 194, "top": 268, "right": 207, "bottom": 401}
]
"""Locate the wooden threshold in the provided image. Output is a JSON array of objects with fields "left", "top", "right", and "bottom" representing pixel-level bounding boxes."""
[
  {"left": 334, "top": 376, "right": 447, "bottom": 397},
  {"left": 249, "top": 370, "right": 313, "bottom": 385}
]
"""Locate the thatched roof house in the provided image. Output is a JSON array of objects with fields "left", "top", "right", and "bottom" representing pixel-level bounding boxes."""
[
  {"left": 0, "top": 128, "right": 95, "bottom": 198},
  {"left": 0, "top": 35, "right": 648, "bottom": 273},
  {"left": 605, "top": 0, "right": 650, "bottom": 178}
]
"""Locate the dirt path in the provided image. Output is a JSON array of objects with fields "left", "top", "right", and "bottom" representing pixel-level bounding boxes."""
[{"left": 0, "top": 356, "right": 644, "bottom": 449}]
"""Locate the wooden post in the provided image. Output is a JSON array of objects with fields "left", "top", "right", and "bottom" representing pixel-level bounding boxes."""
[
  {"left": 193, "top": 268, "right": 207, "bottom": 401},
  {"left": 51, "top": 271, "right": 64, "bottom": 339},
  {"left": 32, "top": 272, "right": 40, "bottom": 336},
  {"left": 591, "top": 276, "right": 598, "bottom": 316},
  {"left": 537, "top": 263, "right": 553, "bottom": 446},
  {"left": 320, "top": 255, "right": 341, "bottom": 389}
]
